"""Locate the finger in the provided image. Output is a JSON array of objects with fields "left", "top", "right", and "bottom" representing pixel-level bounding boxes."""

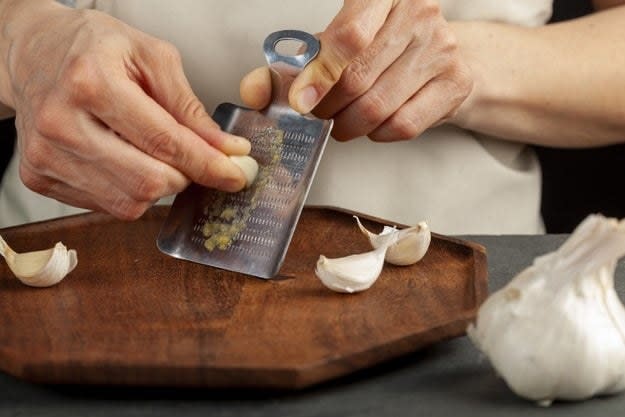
[
  {"left": 19, "top": 138, "right": 162, "bottom": 221},
  {"left": 289, "top": 0, "right": 393, "bottom": 114},
  {"left": 240, "top": 66, "right": 272, "bottom": 110},
  {"left": 312, "top": 6, "right": 415, "bottom": 120},
  {"left": 89, "top": 79, "right": 247, "bottom": 192},
  {"left": 330, "top": 44, "right": 442, "bottom": 141},
  {"left": 24, "top": 174, "right": 154, "bottom": 221},
  {"left": 77, "top": 113, "right": 190, "bottom": 198},
  {"left": 368, "top": 76, "right": 466, "bottom": 142},
  {"left": 135, "top": 38, "right": 251, "bottom": 156},
  {"left": 19, "top": 156, "right": 107, "bottom": 214},
  {"left": 28, "top": 107, "right": 190, "bottom": 200}
]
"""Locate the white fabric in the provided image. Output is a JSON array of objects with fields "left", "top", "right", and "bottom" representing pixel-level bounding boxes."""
[{"left": 0, "top": 0, "right": 552, "bottom": 234}]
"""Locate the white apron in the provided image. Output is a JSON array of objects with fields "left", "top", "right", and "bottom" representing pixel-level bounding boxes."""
[{"left": 0, "top": 0, "right": 552, "bottom": 234}]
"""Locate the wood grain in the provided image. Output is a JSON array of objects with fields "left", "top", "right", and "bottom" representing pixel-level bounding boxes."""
[{"left": 0, "top": 206, "right": 487, "bottom": 389}]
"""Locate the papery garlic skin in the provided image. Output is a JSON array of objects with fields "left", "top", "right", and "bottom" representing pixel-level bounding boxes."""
[
  {"left": 19, "top": 243, "right": 78, "bottom": 288},
  {"left": 315, "top": 233, "right": 397, "bottom": 293},
  {"left": 0, "top": 236, "right": 78, "bottom": 288},
  {"left": 468, "top": 214, "right": 625, "bottom": 406},
  {"left": 355, "top": 216, "right": 431, "bottom": 266}
]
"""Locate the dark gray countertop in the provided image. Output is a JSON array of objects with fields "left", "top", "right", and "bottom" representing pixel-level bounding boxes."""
[{"left": 2, "top": 234, "right": 624, "bottom": 417}]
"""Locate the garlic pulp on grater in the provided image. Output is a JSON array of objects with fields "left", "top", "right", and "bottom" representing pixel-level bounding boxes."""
[{"left": 467, "top": 214, "right": 625, "bottom": 406}]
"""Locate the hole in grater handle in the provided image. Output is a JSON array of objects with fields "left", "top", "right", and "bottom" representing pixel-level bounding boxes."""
[
  {"left": 274, "top": 39, "right": 307, "bottom": 58},
  {"left": 263, "top": 30, "right": 319, "bottom": 69}
]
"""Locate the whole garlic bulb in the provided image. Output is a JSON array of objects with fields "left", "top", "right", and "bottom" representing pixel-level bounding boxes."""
[
  {"left": 355, "top": 216, "right": 431, "bottom": 265},
  {"left": 468, "top": 214, "right": 625, "bottom": 406}
]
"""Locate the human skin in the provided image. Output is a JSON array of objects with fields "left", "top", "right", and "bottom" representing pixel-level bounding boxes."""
[
  {"left": 2, "top": 0, "right": 625, "bottom": 221},
  {"left": 241, "top": 0, "right": 625, "bottom": 147},
  {"left": 0, "top": 0, "right": 251, "bottom": 220}
]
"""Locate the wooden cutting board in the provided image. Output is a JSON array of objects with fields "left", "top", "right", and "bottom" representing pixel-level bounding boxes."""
[{"left": 0, "top": 206, "right": 487, "bottom": 389}]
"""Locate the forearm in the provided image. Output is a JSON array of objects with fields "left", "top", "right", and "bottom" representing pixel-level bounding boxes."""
[{"left": 450, "top": 6, "right": 625, "bottom": 148}]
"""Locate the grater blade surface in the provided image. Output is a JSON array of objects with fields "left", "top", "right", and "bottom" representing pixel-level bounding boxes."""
[{"left": 157, "top": 30, "right": 333, "bottom": 279}]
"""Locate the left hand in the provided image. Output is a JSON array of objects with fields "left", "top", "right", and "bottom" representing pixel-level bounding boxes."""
[{"left": 240, "top": 0, "right": 473, "bottom": 141}]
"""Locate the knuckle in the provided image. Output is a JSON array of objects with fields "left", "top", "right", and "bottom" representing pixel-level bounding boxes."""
[
  {"left": 110, "top": 196, "right": 150, "bottom": 221},
  {"left": 63, "top": 55, "right": 103, "bottom": 105},
  {"left": 22, "top": 140, "right": 50, "bottom": 173},
  {"left": 155, "top": 40, "right": 182, "bottom": 64},
  {"left": 143, "top": 128, "right": 178, "bottom": 162},
  {"left": 423, "top": 0, "right": 442, "bottom": 16},
  {"left": 19, "top": 163, "right": 51, "bottom": 195},
  {"left": 359, "top": 91, "right": 389, "bottom": 126},
  {"left": 438, "top": 30, "right": 459, "bottom": 54},
  {"left": 332, "top": 21, "right": 373, "bottom": 55},
  {"left": 32, "top": 100, "right": 79, "bottom": 149},
  {"left": 387, "top": 114, "right": 420, "bottom": 140},
  {"left": 180, "top": 96, "right": 208, "bottom": 121},
  {"left": 409, "top": 0, "right": 441, "bottom": 20},
  {"left": 339, "top": 58, "right": 372, "bottom": 98},
  {"left": 32, "top": 100, "right": 62, "bottom": 137},
  {"left": 132, "top": 172, "right": 166, "bottom": 202}
]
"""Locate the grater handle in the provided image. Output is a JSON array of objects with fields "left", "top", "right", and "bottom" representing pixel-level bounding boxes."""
[
  {"left": 262, "top": 30, "right": 319, "bottom": 112},
  {"left": 263, "top": 30, "right": 320, "bottom": 70}
]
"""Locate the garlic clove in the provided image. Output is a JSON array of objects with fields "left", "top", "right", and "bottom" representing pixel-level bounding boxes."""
[
  {"left": 229, "top": 155, "right": 259, "bottom": 188},
  {"left": 315, "top": 233, "right": 397, "bottom": 293},
  {"left": 355, "top": 216, "right": 431, "bottom": 266},
  {"left": 0, "top": 235, "right": 78, "bottom": 288}
]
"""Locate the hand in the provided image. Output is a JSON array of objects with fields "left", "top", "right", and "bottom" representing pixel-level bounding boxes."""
[
  {"left": 0, "top": 1, "right": 250, "bottom": 220},
  {"left": 241, "top": 0, "right": 472, "bottom": 141}
]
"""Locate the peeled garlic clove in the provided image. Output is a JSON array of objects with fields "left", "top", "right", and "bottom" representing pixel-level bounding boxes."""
[
  {"left": 315, "top": 233, "right": 397, "bottom": 293},
  {"left": 355, "top": 216, "right": 431, "bottom": 266},
  {"left": 229, "top": 155, "right": 259, "bottom": 188},
  {"left": 467, "top": 214, "right": 625, "bottom": 406},
  {"left": 0, "top": 235, "right": 78, "bottom": 288}
]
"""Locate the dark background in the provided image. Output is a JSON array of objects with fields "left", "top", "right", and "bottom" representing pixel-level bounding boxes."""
[
  {"left": 0, "top": 0, "right": 621, "bottom": 233},
  {"left": 0, "top": 117, "right": 15, "bottom": 185}
]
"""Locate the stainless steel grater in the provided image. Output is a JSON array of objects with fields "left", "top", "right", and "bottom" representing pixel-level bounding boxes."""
[{"left": 157, "top": 30, "right": 333, "bottom": 279}]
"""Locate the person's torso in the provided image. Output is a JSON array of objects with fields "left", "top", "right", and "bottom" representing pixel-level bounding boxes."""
[{"left": 0, "top": 0, "right": 552, "bottom": 232}]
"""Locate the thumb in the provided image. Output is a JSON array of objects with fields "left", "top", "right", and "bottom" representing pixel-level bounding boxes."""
[
  {"left": 240, "top": 66, "right": 272, "bottom": 110},
  {"left": 288, "top": 0, "right": 392, "bottom": 114}
]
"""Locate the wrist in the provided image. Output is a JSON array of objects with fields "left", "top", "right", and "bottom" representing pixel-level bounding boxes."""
[
  {"left": 0, "top": 0, "right": 61, "bottom": 109},
  {"left": 446, "top": 21, "right": 524, "bottom": 131},
  {"left": 445, "top": 21, "right": 489, "bottom": 129}
]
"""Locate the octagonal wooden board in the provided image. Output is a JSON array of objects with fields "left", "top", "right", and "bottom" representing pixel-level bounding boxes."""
[{"left": 0, "top": 206, "right": 487, "bottom": 389}]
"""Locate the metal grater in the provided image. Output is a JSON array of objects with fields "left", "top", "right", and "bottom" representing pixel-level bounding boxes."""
[{"left": 157, "top": 30, "right": 333, "bottom": 279}]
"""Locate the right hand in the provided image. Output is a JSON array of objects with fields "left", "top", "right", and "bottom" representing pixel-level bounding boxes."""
[
  {"left": 0, "top": 1, "right": 250, "bottom": 220},
  {"left": 241, "top": 0, "right": 472, "bottom": 142}
]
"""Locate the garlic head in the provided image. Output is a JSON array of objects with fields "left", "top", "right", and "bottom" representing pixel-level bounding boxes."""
[
  {"left": 355, "top": 216, "right": 431, "bottom": 265},
  {"left": 315, "top": 233, "right": 397, "bottom": 293},
  {"left": 0, "top": 235, "right": 78, "bottom": 287},
  {"left": 467, "top": 214, "right": 625, "bottom": 406}
]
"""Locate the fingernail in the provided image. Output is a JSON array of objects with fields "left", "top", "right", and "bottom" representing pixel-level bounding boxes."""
[
  {"left": 296, "top": 86, "right": 319, "bottom": 114},
  {"left": 228, "top": 134, "right": 252, "bottom": 154}
]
